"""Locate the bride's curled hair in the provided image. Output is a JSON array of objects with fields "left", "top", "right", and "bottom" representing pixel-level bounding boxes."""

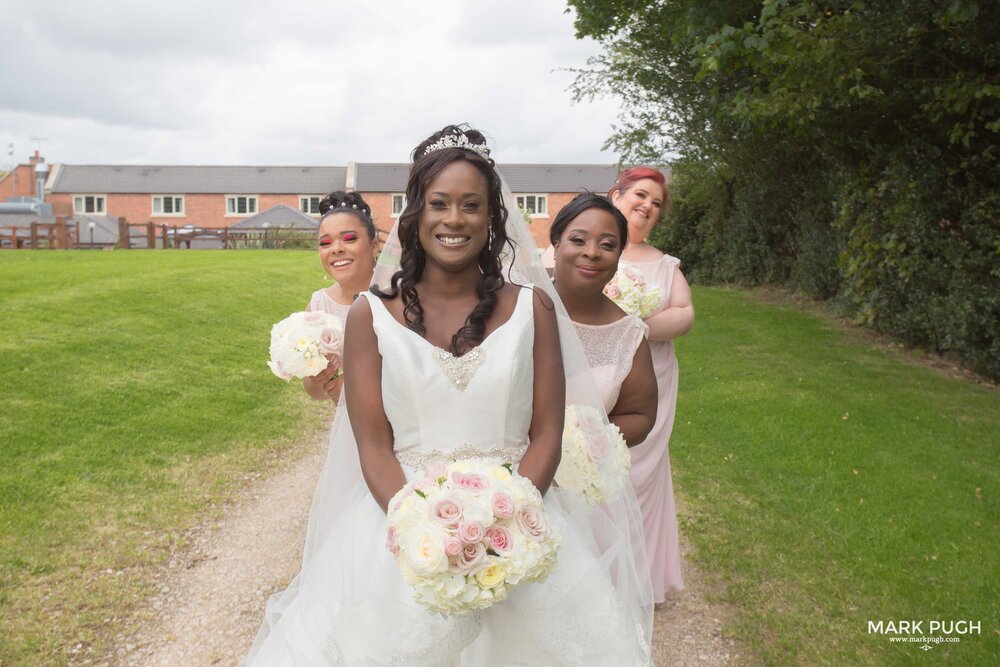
[{"left": 373, "top": 124, "right": 513, "bottom": 356}]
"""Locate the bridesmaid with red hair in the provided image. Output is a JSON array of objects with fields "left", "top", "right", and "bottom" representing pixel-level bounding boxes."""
[{"left": 610, "top": 166, "right": 694, "bottom": 603}]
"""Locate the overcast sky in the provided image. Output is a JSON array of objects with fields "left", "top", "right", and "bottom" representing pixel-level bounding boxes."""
[{"left": 0, "top": 0, "right": 624, "bottom": 168}]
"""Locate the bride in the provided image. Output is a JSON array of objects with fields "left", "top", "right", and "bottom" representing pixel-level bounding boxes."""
[{"left": 245, "top": 125, "right": 652, "bottom": 665}]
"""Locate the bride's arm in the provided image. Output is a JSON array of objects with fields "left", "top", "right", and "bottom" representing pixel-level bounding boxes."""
[
  {"left": 517, "top": 288, "right": 565, "bottom": 495},
  {"left": 609, "top": 338, "right": 657, "bottom": 446},
  {"left": 344, "top": 297, "right": 406, "bottom": 513}
]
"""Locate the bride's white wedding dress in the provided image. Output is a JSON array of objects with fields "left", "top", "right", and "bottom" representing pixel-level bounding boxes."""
[{"left": 246, "top": 286, "right": 651, "bottom": 665}]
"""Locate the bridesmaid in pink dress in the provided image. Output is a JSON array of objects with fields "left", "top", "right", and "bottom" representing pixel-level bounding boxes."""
[
  {"left": 549, "top": 193, "right": 658, "bottom": 447},
  {"left": 610, "top": 167, "right": 694, "bottom": 601},
  {"left": 302, "top": 191, "right": 379, "bottom": 404}
]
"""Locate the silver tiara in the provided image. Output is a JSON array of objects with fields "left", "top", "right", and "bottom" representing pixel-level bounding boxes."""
[{"left": 423, "top": 133, "right": 490, "bottom": 160}]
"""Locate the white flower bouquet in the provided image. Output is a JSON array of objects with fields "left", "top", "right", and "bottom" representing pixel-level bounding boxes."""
[
  {"left": 603, "top": 263, "right": 661, "bottom": 318},
  {"left": 556, "top": 404, "right": 630, "bottom": 507},
  {"left": 267, "top": 311, "right": 344, "bottom": 381},
  {"left": 386, "top": 458, "right": 560, "bottom": 616}
]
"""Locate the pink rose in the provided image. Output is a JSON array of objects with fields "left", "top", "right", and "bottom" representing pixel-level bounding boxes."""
[
  {"left": 413, "top": 475, "right": 437, "bottom": 494},
  {"left": 429, "top": 495, "right": 463, "bottom": 528},
  {"left": 385, "top": 527, "right": 400, "bottom": 555},
  {"left": 449, "top": 541, "right": 486, "bottom": 575},
  {"left": 491, "top": 492, "right": 514, "bottom": 519},
  {"left": 319, "top": 327, "right": 343, "bottom": 355},
  {"left": 576, "top": 409, "right": 610, "bottom": 460},
  {"left": 457, "top": 520, "right": 485, "bottom": 544},
  {"left": 268, "top": 360, "right": 293, "bottom": 381},
  {"left": 604, "top": 283, "right": 621, "bottom": 299},
  {"left": 444, "top": 536, "right": 463, "bottom": 557},
  {"left": 516, "top": 506, "right": 547, "bottom": 541},
  {"left": 451, "top": 471, "right": 491, "bottom": 492},
  {"left": 485, "top": 525, "right": 512, "bottom": 553},
  {"left": 304, "top": 312, "right": 325, "bottom": 326},
  {"left": 424, "top": 463, "right": 449, "bottom": 482}
]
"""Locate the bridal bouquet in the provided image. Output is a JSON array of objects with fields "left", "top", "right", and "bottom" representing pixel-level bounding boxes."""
[
  {"left": 386, "top": 458, "right": 560, "bottom": 616},
  {"left": 267, "top": 311, "right": 344, "bottom": 381},
  {"left": 603, "top": 264, "right": 661, "bottom": 318},
  {"left": 556, "top": 404, "right": 630, "bottom": 507}
]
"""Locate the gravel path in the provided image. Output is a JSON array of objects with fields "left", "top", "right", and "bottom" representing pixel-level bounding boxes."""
[{"left": 113, "top": 430, "right": 748, "bottom": 666}]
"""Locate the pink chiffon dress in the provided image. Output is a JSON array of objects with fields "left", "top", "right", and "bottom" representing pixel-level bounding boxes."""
[{"left": 626, "top": 255, "right": 684, "bottom": 600}]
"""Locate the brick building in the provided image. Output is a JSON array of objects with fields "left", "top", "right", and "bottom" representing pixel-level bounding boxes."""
[{"left": 2, "top": 157, "right": 655, "bottom": 249}]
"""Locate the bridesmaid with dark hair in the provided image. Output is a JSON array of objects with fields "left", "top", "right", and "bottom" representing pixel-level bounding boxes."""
[
  {"left": 302, "top": 191, "right": 379, "bottom": 403},
  {"left": 549, "top": 192, "right": 657, "bottom": 447},
  {"left": 610, "top": 166, "right": 694, "bottom": 602}
]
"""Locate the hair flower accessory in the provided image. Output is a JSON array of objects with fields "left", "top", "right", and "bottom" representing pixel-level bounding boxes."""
[{"left": 423, "top": 133, "right": 491, "bottom": 160}]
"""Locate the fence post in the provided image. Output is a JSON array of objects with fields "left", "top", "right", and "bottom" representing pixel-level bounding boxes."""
[
  {"left": 74, "top": 220, "right": 81, "bottom": 249},
  {"left": 11, "top": 226, "right": 18, "bottom": 249},
  {"left": 222, "top": 227, "right": 229, "bottom": 249},
  {"left": 55, "top": 217, "right": 68, "bottom": 250},
  {"left": 118, "top": 217, "right": 130, "bottom": 249},
  {"left": 30, "top": 222, "right": 39, "bottom": 249},
  {"left": 160, "top": 224, "right": 168, "bottom": 249}
]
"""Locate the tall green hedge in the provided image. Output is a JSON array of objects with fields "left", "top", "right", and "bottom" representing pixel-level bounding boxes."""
[{"left": 571, "top": 0, "right": 1000, "bottom": 379}]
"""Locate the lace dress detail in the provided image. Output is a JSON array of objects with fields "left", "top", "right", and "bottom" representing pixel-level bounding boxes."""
[
  {"left": 573, "top": 316, "right": 649, "bottom": 413},
  {"left": 307, "top": 288, "right": 353, "bottom": 325}
]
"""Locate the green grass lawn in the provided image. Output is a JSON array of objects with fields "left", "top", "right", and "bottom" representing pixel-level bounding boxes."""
[
  {"left": 1, "top": 252, "right": 997, "bottom": 665},
  {"left": 672, "top": 288, "right": 999, "bottom": 665},
  {"left": 0, "top": 250, "right": 330, "bottom": 665}
]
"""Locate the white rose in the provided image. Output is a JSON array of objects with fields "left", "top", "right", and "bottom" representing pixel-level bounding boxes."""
[{"left": 401, "top": 526, "right": 449, "bottom": 576}]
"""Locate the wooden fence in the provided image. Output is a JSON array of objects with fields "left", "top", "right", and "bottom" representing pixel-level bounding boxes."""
[
  {"left": 0, "top": 218, "right": 76, "bottom": 249},
  {"left": 1, "top": 218, "right": 390, "bottom": 251}
]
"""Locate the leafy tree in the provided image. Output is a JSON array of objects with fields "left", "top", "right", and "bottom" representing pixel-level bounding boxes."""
[{"left": 569, "top": 0, "right": 1000, "bottom": 378}]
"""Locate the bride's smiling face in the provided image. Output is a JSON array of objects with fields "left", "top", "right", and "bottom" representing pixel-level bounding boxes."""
[{"left": 418, "top": 160, "right": 491, "bottom": 272}]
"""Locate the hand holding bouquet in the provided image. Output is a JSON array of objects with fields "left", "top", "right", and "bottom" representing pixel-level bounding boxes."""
[
  {"left": 386, "top": 458, "right": 560, "bottom": 615},
  {"left": 603, "top": 264, "right": 661, "bottom": 318},
  {"left": 555, "top": 404, "right": 630, "bottom": 507},
  {"left": 267, "top": 311, "right": 344, "bottom": 381}
]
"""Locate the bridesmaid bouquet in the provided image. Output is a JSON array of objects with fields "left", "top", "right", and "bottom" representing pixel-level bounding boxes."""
[
  {"left": 267, "top": 311, "right": 344, "bottom": 381},
  {"left": 603, "top": 264, "right": 661, "bottom": 318},
  {"left": 556, "top": 404, "right": 630, "bottom": 507},
  {"left": 385, "top": 458, "right": 560, "bottom": 616}
]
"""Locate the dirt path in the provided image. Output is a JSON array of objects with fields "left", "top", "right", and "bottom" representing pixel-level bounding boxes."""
[{"left": 114, "top": 432, "right": 748, "bottom": 666}]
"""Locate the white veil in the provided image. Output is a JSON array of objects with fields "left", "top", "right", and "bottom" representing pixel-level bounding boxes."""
[{"left": 246, "top": 155, "right": 654, "bottom": 662}]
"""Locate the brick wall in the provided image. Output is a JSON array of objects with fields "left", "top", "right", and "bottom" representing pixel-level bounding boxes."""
[
  {"left": 359, "top": 192, "right": 397, "bottom": 237},
  {"left": 0, "top": 164, "right": 38, "bottom": 200},
  {"left": 42, "top": 188, "right": 579, "bottom": 244},
  {"left": 46, "top": 193, "right": 325, "bottom": 228}
]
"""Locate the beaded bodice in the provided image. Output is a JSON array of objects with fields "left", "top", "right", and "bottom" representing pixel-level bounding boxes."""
[
  {"left": 573, "top": 316, "right": 648, "bottom": 413},
  {"left": 359, "top": 288, "right": 535, "bottom": 468}
]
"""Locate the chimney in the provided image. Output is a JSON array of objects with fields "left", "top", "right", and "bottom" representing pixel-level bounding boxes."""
[
  {"left": 35, "top": 160, "right": 49, "bottom": 203},
  {"left": 29, "top": 150, "right": 44, "bottom": 166}
]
